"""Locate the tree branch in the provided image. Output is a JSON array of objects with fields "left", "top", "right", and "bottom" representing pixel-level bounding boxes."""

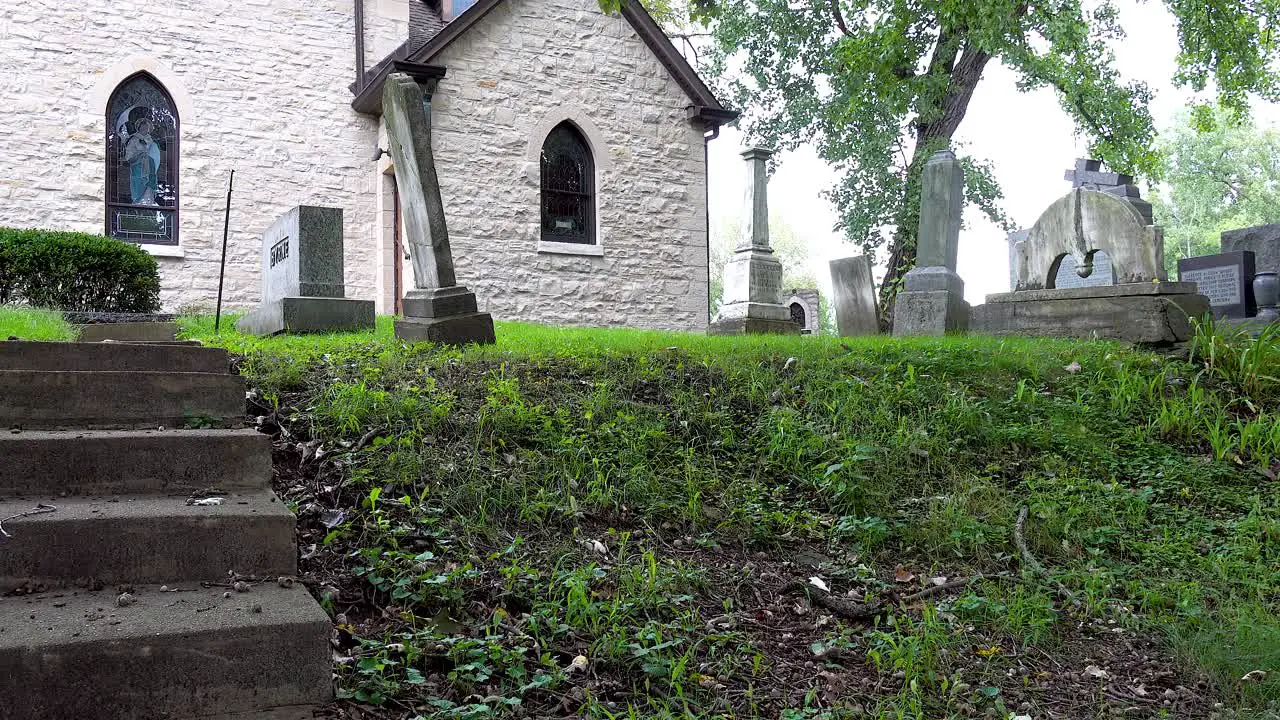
[{"left": 830, "top": 0, "right": 853, "bottom": 37}]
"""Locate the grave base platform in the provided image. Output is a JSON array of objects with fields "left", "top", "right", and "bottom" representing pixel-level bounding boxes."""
[
  {"left": 893, "top": 290, "right": 969, "bottom": 336},
  {"left": 971, "top": 284, "right": 1210, "bottom": 344},
  {"left": 395, "top": 312, "right": 495, "bottom": 346},
  {"left": 706, "top": 317, "right": 802, "bottom": 336},
  {"left": 236, "top": 297, "right": 374, "bottom": 336}
]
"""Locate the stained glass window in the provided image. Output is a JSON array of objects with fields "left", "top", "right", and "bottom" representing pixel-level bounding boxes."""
[
  {"left": 540, "top": 122, "right": 595, "bottom": 245},
  {"left": 106, "top": 74, "right": 179, "bottom": 245}
]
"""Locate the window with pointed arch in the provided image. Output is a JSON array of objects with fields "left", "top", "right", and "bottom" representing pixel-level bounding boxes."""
[
  {"left": 106, "top": 73, "right": 179, "bottom": 245},
  {"left": 540, "top": 121, "right": 595, "bottom": 245}
]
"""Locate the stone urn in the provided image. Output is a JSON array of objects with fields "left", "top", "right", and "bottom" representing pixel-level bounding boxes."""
[{"left": 1254, "top": 271, "right": 1280, "bottom": 322}]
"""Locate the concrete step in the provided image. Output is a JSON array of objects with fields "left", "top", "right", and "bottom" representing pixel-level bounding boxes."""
[
  {"left": 76, "top": 321, "right": 180, "bottom": 343},
  {"left": 0, "top": 340, "right": 228, "bottom": 373},
  {"left": 0, "top": 583, "right": 332, "bottom": 720},
  {"left": 0, "top": 492, "right": 297, "bottom": 590},
  {"left": 0, "top": 370, "right": 245, "bottom": 430},
  {"left": 0, "top": 429, "right": 271, "bottom": 497}
]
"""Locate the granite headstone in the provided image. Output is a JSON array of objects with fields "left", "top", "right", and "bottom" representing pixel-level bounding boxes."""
[
  {"left": 830, "top": 255, "right": 879, "bottom": 336},
  {"left": 1221, "top": 223, "right": 1280, "bottom": 277},
  {"left": 894, "top": 149, "right": 969, "bottom": 336},
  {"left": 1177, "top": 250, "right": 1256, "bottom": 318},
  {"left": 236, "top": 206, "right": 375, "bottom": 335}
]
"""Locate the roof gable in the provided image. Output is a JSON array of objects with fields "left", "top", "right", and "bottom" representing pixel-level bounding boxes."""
[{"left": 352, "top": 0, "right": 735, "bottom": 124}]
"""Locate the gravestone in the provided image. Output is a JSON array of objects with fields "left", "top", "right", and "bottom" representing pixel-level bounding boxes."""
[
  {"left": 893, "top": 149, "right": 969, "bottom": 336},
  {"left": 785, "top": 288, "right": 821, "bottom": 334},
  {"left": 972, "top": 185, "right": 1209, "bottom": 344},
  {"left": 707, "top": 148, "right": 800, "bottom": 335},
  {"left": 829, "top": 255, "right": 878, "bottom": 336},
  {"left": 1177, "top": 250, "right": 1256, "bottom": 318},
  {"left": 1221, "top": 223, "right": 1280, "bottom": 276},
  {"left": 236, "top": 206, "right": 375, "bottom": 335},
  {"left": 382, "top": 71, "right": 495, "bottom": 345}
]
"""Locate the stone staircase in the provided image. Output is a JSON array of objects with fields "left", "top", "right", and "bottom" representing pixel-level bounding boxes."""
[{"left": 0, "top": 340, "right": 332, "bottom": 719}]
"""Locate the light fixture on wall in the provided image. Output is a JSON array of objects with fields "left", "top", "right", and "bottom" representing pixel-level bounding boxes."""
[{"left": 371, "top": 146, "right": 389, "bottom": 162}]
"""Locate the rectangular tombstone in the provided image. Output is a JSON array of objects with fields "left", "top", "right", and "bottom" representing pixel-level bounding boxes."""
[
  {"left": 1221, "top": 224, "right": 1280, "bottom": 276},
  {"left": 1177, "top": 250, "right": 1256, "bottom": 318},
  {"left": 829, "top": 255, "right": 878, "bottom": 336},
  {"left": 237, "top": 206, "right": 374, "bottom": 336},
  {"left": 260, "top": 206, "right": 345, "bottom": 304}
]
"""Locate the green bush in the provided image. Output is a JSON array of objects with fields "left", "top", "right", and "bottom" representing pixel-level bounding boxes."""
[{"left": 0, "top": 228, "right": 161, "bottom": 313}]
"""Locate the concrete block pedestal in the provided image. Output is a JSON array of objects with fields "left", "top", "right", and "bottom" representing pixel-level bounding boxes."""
[{"left": 237, "top": 296, "right": 374, "bottom": 336}]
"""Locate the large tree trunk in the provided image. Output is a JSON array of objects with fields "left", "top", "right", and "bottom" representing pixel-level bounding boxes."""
[{"left": 878, "top": 38, "right": 991, "bottom": 326}]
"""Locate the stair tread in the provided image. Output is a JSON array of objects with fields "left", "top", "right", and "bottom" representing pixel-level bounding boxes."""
[
  {"left": 0, "top": 582, "right": 330, "bottom": 650},
  {"left": 0, "top": 427, "right": 263, "bottom": 441},
  {"left": 0, "top": 490, "right": 291, "bottom": 520}
]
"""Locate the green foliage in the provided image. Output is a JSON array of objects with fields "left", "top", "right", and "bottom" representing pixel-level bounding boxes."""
[
  {"left": 0, "top": 306, "right": 77, "bottom": 341},
  {"left": 1151, "top": 108, "right": 1280, "bottom": 274},
  {"left": 0, "top": 227, "right": 160, "bottom": 312},
  {"left": 693, "top": 0, "right": 1280, "bottom": 304},
  {"left": 188, "top": 319, "right": 1280, "bottom": 717}
]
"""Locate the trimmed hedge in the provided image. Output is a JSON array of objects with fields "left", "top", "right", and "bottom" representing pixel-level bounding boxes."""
[{"left": 0, "top": 228, "right": 161, "bottom": 313}]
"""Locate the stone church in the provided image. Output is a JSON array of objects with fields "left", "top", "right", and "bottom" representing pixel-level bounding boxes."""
[{"left": 0, "top": 0, "right": 734, "bottom": 330}]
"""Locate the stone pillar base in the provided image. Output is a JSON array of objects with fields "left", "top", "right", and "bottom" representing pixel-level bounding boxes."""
[
  {"left": 892, "top": 290, "right": 970, "bottom": 336},
  {"left": 402, "top": 286, "right": 479, "bottom": 317},
  {"left": 707, "top": 317, "right": 802, "bottom": 336},
  {"left": 395, "top": 313, "right": 495, "bottom": 346},
  {"left": 236, "top": 297, "right": 375, "bottom": 336}
]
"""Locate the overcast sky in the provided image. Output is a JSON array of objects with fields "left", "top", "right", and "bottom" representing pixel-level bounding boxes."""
[{"left": 703, "top": 1, "right": 1280, "bottom": 304}]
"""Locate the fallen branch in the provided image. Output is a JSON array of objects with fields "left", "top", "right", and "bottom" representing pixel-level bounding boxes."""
[
  {"left": 782, "top": 574, "right": 990, "bottom": 621},
  {"left": 0, "top": 503, "right": 57, "bottom": 538},
  {"left": 1015, "top": 506, "right": 1075, "bottom": 601}
]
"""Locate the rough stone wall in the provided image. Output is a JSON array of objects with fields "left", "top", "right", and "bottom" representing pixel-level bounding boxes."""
[
  {"left": 0, "top": 0, "right": 379, "bottom": 311},
  {"left": 415, "top": 0, "right": 710, "bottom": 330},
  {"left": 366, "top": 0, "right": 411, "bottom": 62}
]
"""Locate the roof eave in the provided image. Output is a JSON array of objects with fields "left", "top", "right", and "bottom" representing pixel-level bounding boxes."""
[{"left": 352, "top": 60, "right": 448, "bottom": 115}]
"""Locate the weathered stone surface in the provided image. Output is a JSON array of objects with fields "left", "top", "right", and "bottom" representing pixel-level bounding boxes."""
[
  {"left": 971, "top": 291, "right": 1209, "bottom": 343},
  {"left": 1221, "top": 223, "right": 1280, "bottom": 276},
  {"left": 0, "top": 584, "right": 331, "bottom": 720},
  {"left": 986, "top": 282, "right": 1198, "bottom": 303},
  {"left": 402, "top": 286, "right": 479, "bottom": 318},
  {"left": 917, "top": 150, "right": 964, "bottom": 270},
  {"left": 895, "top": 150, "right": 968, "bottom": 336},
  {"left": 237, "top": 297, "right": 375, "bottom": 336},
  {"left": 395, "top": 313, "right": 496, "bottom": 345},
  {"left": 711, "top": 148, "right": 798, "bottom": 335},
  {"left": 1063, "top": 158, "right": 1153, "bottom": 225},
  {"left": 76, "top": 322, "right": 178, "bottom": 343},
  {"left": 893, "top": 290, "right": 970, "bottom": 336},
  {"left": 706, "top": 317, "right": 803, "bottom": 336},
  {"left": 784, "top": 288, "right": 820, "bottom": 334},
  {"left": 1177, "top": 251, "right": 1256, "bottom": 318},
  {"left": 0, "top": 340, "right": 228, "bottom": 373},
  {"left": 1012, "top": 189, "right": 1165, "bottom": 290},
  {"left": 0, "top": 370, "right": 244, "bottom": 430},
  {"left": 829, "top": 255, "right": 878, "bottom": 336}
]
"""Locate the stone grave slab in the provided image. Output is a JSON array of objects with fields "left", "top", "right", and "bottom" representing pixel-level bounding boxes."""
[
  {"left": 973, "top": 284, "right": 1209, "bottom": 344},
  {"left": 1221, "top": 224, "right": 1280, "bottom": 276},
  {"left": 236, "top": 206, "right": 375, "bottom": 335},
  {"left": 829, "top": 255, "right": 878, "bottom": 336},
  {"left": 1177, "top": 251, "right": 1256, "bottom": 318}
]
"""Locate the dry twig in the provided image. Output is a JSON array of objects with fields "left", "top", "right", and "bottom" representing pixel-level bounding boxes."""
[
  {"left": 1016, "top": 505, "right": 1075, "bottom": 601},
  {"left": 0, "top": 503, "right": 57, "bottom": 538}
]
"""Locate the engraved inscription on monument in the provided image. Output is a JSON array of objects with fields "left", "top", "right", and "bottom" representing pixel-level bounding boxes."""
[
  {"left": 270, "top": 236, "right": 290, "bottom": 269},
  {"left": 1181, "top": 266, "right": 1240, "bottom": 307}
]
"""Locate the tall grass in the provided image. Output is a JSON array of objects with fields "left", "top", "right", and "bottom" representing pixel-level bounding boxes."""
[{"left": 0, "top": 306, "right": 77, "bottom": 341}]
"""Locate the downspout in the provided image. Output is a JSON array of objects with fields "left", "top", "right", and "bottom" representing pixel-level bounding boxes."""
[
  {"left": 355, "top": 0, "right": 366, "bottom": 89},
  {"left": 704, "top": 122, "right": 720, "bottom": 324}
]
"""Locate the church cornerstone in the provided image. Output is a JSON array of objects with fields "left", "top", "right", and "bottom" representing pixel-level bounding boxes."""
[
  {"left": 708, "top": 148, "right": 800, "bottom": 336},
  {"left": 382, "top": 72, "right": 495, "bottom": 345}
]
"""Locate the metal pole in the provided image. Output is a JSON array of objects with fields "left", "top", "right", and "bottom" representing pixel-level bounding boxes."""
[{"left": 214, "top": 170, "right": 235, "bottom": 333}]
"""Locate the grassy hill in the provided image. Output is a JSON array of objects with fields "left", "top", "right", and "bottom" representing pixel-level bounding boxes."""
[{"left": 167, "top": 317, "right": 1279, "bottom": 719}]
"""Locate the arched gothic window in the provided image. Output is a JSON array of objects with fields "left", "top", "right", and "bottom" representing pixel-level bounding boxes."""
[
  {"left": 789, "top": 302, "right": 806, "bottom": 327},
  {"left": 540, "top": 122, "right": 595, "bottom": 245},
  {"left": 106, "top": 73, "right": 179, "bottom": 245}
]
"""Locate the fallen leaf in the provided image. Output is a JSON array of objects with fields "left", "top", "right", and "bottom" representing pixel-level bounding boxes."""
[
  {"left": 894, "top": 565, "right": 915, "bottom": 583},
  {"left": 975, "top": 646, "right": 1002, "bottom": 657},
  {"left": 929, "top": 576, "right": 947, "bottom": 586},
  {"left": 1064, "top": 361, "right": 1082, "bottom": 373},
  {"left": 808, "top": 576, "right": 830, "bottom": 592},
  {"left": 319, "top": 509, "right": 346, "bottom": 528},
  {"left": 1083, "top": 665, "right": 1109, "bottom": 679},
  {"left": 565, "top": 655, "right": 589, "bottom": 674},
  {"left": 190, "top": 497, "right": 224, "bottom": 507},
  {"left": 1241, "top": 669, "right": 1268, "bottom": 683}
]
